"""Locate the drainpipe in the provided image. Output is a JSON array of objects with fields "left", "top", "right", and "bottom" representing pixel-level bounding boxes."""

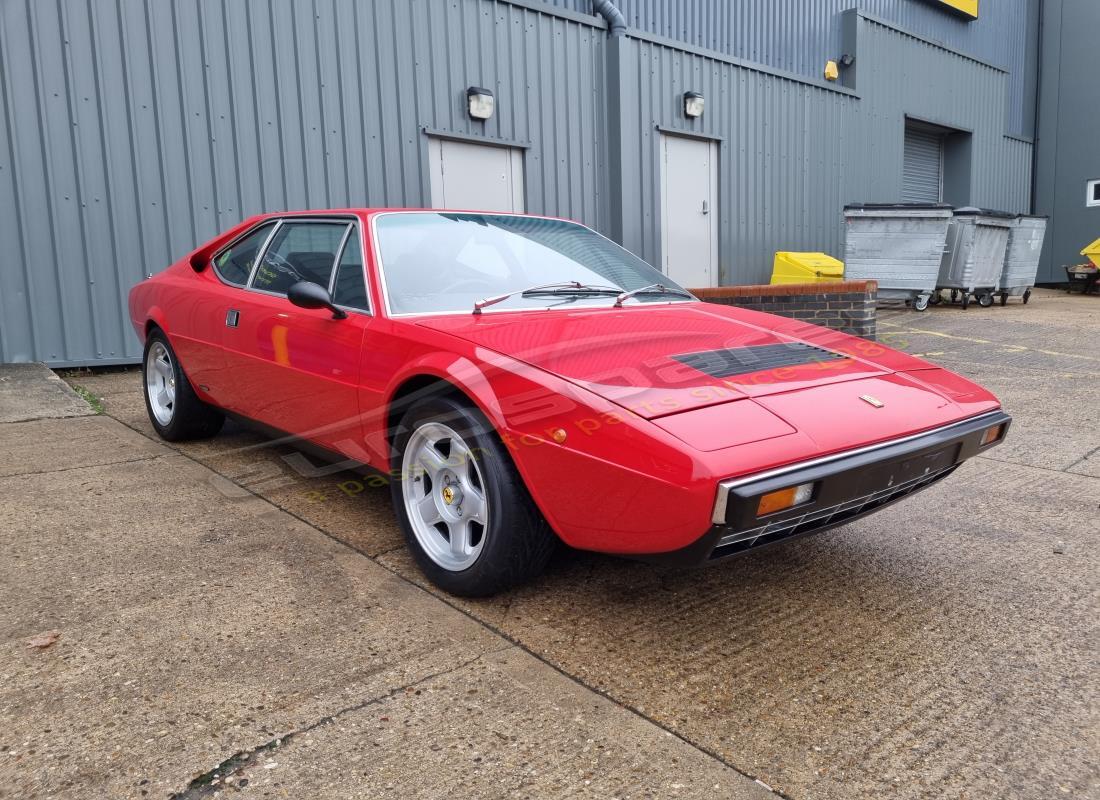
[{"left": 593, "top": 0, "right": 625, "bottom": 36}]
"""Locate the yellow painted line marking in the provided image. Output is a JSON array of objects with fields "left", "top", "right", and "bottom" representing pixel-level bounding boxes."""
[{"left": 878, "top": 325, "right": 1100, "bottom": 362}]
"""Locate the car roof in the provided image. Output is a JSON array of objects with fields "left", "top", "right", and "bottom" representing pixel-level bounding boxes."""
[{"left": 251, "top": 208, "right": 573, "bottom": 223}]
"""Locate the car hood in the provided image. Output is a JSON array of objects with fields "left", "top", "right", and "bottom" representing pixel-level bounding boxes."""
[{"left": 416, "top": 302, "right": 943, "bottom": 419}]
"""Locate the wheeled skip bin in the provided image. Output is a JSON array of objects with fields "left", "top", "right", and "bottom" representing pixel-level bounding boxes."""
[
  {"left": 997, "top": 215, "right": 1048, "bottom": 305},
  {"left": 843, "top": 203, "right": 953, "bottom": 311},
  {"left": 936, "top": 207, "right": 1014, "bottom": 309}
]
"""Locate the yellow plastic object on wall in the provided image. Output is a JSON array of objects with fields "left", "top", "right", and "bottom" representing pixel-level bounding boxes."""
[
  {"left": 770, "top": 252, "right": 845, "bottom": 285},
  {"left": 1081, "top": 237, "right": 1100, "bottom": 268}
]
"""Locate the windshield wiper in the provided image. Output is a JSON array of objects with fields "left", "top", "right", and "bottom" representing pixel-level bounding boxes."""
[
  {"left": 612, "top": 283, "right": 695, "bottom": 308},
  {"left": 473, "top": 281, "right": 623, "bottom": 314}
]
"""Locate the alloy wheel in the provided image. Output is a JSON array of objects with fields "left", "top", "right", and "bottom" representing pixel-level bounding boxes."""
[
  {"left": 145, "top": 341, "right": 176, "bottom": 425},
  {"left": 401, "top": 422, "right": 489, "bottom": 571}
]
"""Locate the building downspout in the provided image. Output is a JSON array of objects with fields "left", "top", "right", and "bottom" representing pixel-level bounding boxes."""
[
  {"left": 597, "top": 0, "right": 627, "bottom": 246},
  {"left": 1030, "top": 0, "right": 1044, "bottom": 218},
  {"left": 593, "top": 0, "right": 626, "bottom": 36}
]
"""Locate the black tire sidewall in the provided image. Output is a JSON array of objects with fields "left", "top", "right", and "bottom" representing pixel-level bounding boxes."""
[
  {"left": 389, "top": 395, "right": 547, "bottom": 596},
  {"left": 143, "top": 331, "right": 180, "bottom": 439},
  {"left": 142, "top": 330, "right": 222, "bottom": 440}
]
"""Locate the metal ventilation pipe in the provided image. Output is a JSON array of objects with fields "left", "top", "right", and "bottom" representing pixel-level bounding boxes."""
[{"left": 593, "top": 0, "right": 626, "bottom": 36}]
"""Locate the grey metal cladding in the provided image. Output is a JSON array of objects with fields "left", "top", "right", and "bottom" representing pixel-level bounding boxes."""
[
  {"left": 0, "top": 0, "right": 607, "bottom": 365},
  {"left": 0, "top": 0, "right": 1039, "bottom": 364},
  {"left": 612, "top": 14, "right": 1030, "bottom": 286},
  {"left": 547, "top": 0, "right": 1039, "bottom": 138},
  {"left": 844, "top": 14, "right": 1031, "bottom": 214}
]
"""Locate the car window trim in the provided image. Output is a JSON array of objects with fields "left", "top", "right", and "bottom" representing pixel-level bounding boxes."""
[
  {"left": 244, "top": 219, "right": 283, "bottom": 288},
  {"left": 329, "top": 224, "right": 354, "bottom": 295},
  {"left": 210, "top": 220, "right": 280, "bottom": 287},
  {"left": 368, "top": 210, "right": 697, "bottom": 319},
  {"left": 212, "top": 214, "right": 372, "bottom": 316},
  {"left": 329, "top": 222, "right": 372, "bottom": 314},
  {"left": 246, "top": 218, "right": 349, "bottom": 295}
]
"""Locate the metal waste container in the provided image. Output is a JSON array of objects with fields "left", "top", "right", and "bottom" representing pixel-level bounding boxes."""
[
  {"left": 843, "top": 203, "right": 954, "bottom": 311},
  {"left": 997, "top": 215, "right": 1047, "bottom": 305},
  {"left": 937, "top": 207, "right": 1013, "bottom": 309}
]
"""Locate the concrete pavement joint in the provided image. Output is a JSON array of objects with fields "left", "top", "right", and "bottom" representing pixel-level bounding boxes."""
[
  {"left": 0, "top": 452, "right": 168, "bottom": 479},
  {"left": 105, "top": 413, "right": 789, "bottom": 799},
  {"left": 975, "top": 452, "right": 1100, "bottom": 479},
  {"left": 167, "top": 647, "right": 513, "bottom": 799},
  {"left": 1064, "top": 444, "right": 1100, "bottom": 472}
]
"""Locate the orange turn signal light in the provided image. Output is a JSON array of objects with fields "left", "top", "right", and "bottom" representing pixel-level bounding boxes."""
[
  {"left": 757, "top": 482, "right": 815, "bottom": 517},
  {"left": 980, "top": 423, "right": 1005, "bottom": 447}
]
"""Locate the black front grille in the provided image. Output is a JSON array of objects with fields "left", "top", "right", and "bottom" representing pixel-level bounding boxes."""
[
  {"left": 709, "top": 463, "right": 958, "bottom": 559},
  {"left": 673, "top": 342, "right": 848, "bottom": 379}
]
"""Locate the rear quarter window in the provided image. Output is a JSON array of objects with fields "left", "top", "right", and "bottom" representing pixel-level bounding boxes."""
[{"left": 213, "top": 223, "right": 276, "bottom": 286}]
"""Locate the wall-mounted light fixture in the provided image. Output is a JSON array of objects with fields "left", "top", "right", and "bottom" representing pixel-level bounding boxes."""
[
  {"left": 839, "top": 53, "right": 855, "bottom": 67},
  {"left": 467, "top": 87, "right": 494, "bottom": 120},
  {"left": 824, "top": 60, "right": 839, "bottom": 81},
  {"left": 683, "top": 91, "right": 704, "bottom": 119}
]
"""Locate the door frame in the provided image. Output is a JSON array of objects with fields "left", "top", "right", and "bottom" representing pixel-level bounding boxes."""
[
  {"left": 425, "top": 133, "right": 527, "bottom": 212},
  {"left": 658, "top": 131, "right": 720, "bottom": 288}
]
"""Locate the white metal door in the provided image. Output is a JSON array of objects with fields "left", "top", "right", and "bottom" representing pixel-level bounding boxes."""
[
  {"left": 428, "top": 138, "right": 525, "bottom": 212},
  {"left": 660, "top": 134, "right": 718, "bottom": 287}
]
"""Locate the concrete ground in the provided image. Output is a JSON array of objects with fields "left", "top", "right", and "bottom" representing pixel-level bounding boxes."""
[{"left": 1, "top": 289, "right": 1097, "bottom": 798}]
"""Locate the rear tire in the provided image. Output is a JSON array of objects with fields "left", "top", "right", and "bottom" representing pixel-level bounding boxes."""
[
  {"left": 390, "top": 395, "right": 556, "bottom": 597},
  {"left": 142, "top": 329, "right": 224, "bottom": 441}
]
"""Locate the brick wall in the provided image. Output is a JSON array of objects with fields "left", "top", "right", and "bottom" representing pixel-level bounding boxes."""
[{"left": 690, "top": 281, "right": 878, "bottom": 339}]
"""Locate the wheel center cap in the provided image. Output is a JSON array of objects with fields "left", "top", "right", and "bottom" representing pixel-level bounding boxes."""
[{"left": 441, "top": 484, "right": 461, "bottom": 506}]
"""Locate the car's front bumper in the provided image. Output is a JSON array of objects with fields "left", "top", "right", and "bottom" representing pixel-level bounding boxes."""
[{"left": 639, "top": 410, "right": 1011, "bottom": 566}]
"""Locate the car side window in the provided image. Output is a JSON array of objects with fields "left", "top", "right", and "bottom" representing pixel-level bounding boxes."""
[
  {"left": 213, "top": 222, "right": 275, "bottom": 286},
  {"left": 331, "top": 227, "right": 369, "bottom": 310},
  {"left": 251, "top": 222, "right": 348, "bottom": 296}
]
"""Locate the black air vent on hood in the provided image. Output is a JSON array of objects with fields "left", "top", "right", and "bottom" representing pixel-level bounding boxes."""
[{"left": 673, "top": 342, "right": 849, "bottom": 379}]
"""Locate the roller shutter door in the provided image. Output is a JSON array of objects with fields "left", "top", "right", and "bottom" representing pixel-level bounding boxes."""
[{"left": 902, "top": 125, "right": 944, "bottom": 202}]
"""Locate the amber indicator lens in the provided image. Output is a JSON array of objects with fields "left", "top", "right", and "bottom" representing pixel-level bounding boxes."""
[
  {"left": 980, "top": 423, "right": 1005, "bottom": 447},
  {"left": 757, "top": 482, "right": 815, "bottom": 516}
]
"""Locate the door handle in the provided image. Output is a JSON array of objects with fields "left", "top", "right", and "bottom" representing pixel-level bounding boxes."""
[
  {"left": 226, "top": 309, "right": 240, "bottom": 328},
  {"left": 701, "top": 200, "right": 709, "bottom": 215}
]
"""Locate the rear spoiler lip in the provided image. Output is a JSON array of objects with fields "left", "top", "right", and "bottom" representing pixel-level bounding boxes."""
[{"left": 188, "top": 214, "right": 270, "bottom": 272}]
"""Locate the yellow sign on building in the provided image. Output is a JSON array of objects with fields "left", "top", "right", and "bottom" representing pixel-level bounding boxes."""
[{"left": 933, "top": 0, "right": 979, "bottom": 19}]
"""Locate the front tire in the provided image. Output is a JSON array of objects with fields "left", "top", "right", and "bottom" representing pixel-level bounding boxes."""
[
  {"left": 390, "top": 395, "right": 556, "bottom": 597},
  {"left": 142, "top": 329, "right": 224, "bottom": 441}
]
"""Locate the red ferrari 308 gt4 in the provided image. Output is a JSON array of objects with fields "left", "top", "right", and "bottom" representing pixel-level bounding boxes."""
[{"left": 129, "top": 209, "right": 1010, "bottom": 596}]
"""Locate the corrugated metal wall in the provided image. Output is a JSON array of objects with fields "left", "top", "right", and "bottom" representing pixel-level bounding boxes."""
[
  {"left": 1033, "top": 0, "right": 1100, "bottom": 284},
  {"left": 844, "top": 13, "right": 1031, "bottom": 212},
  {"left": 612, "top": 37, "right": 855, "bottom": 284},
  {"left": 0, "top": 0, "right": 607, "bottom": 365},
  {"left": 550, "top": 0, "right": 1039, "bottom": 138},
  {"left": 0, "top": 0, "right": 1039, "bottom": 365}
]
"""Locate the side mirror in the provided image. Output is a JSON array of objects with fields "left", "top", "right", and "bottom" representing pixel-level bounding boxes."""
[{"left": 287, "top": 281, "right": 346, "bottom": 319}]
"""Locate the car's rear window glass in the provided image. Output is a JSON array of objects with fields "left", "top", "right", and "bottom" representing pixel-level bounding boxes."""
[
  {"left": 331, "top": 228, "right": 369, "bottom": 310},
  {"left": 251, "top": 222, "right": 349, "bottom": 296},
  {"left": 213, "top": 222, "right": 275, "bottom": 286}
]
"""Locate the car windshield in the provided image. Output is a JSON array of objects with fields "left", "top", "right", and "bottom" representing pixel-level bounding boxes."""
[{"left": 373, "top": 212, "right": 695, "bottom": 315}]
